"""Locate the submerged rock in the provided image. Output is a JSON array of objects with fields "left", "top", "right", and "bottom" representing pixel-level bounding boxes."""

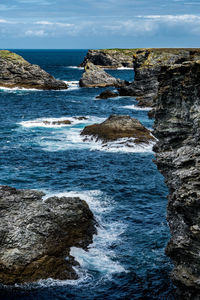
[
  {"left": 43, "top": 120, "right": 72, "bottom": 125},
  {"left": 0, "top": 50, "right": 68, "bottom": 90},
  {"left": 79, "top": 62, "right": 126, "bottom": 88},
  {"left": 79, "top": 49, "right": 136, "bottom": 69},
  {"left": 96, "top": 90, "right": 118, "bottom": 99},
  {"left": 0, "top": 186, "right": 96, "bottom": 285},
  {"left": 153, "top": 59, "right": 200, "bottom": 298},
  {"left": 81, "top": 114, "right": 155, "bottom": 144}
]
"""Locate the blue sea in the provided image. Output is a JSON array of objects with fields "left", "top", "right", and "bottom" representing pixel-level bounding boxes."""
[{"left": 0, "top": 50, "right": 174, "bottom": 299}]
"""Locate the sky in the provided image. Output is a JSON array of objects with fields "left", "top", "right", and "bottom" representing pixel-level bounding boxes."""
[{"left": 1, "top": 0, "right": 200, "bottom": 49}]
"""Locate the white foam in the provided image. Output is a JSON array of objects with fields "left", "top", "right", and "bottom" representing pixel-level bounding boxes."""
[
  {"left": 66, "top": 66, "right": 84, "bottom": 70},
  {"left": 63, "top": 80, "right": 80, "bottom": 91},
  {"left": 19, "top": 116, "right": 93, "bottom": 128},
  {"left": 90, "top": 137, "right": 155, "bottom": 153},
  {"left": 0, "top": 86, "right": 41, "bottom": 92},
  {"left": 116, "top": 67, "right": 133, "bottom": 70},
  {"left": 122, "top": 104, "right": 152, "bottom": 111},
  {"left": 44, "top": 190, "right": 127, "bottom": 277}
]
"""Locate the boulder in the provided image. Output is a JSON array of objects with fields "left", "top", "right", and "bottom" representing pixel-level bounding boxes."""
[
  {"left": 81, "top": 114, "right": 155, "bottom": 144},
  {"left": 0, "top": 186, "right": 96, "bottom": 285},
  {"left": 0, "top": 50, "right": 68, "bottom": 90},
  {"left": 79, "top": 62, "right": 126, "bottom": 88},
  {"left": 96, "top": 90, "right": 118, "bottom": 99}
]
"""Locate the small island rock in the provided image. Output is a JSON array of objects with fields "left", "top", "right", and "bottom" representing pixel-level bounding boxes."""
[
  {"left": 81, "top": 114, "right": 155, "bottom": 144},
  {"left": 96, "top": 90, "right": 118, "bottom": 99},
  {"left": 79, "top": 62, "right": 126, "bottom": 88}
]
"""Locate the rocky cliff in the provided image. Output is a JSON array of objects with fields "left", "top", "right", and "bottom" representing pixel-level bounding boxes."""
[
  {"left": 0, "top": 186, "right": 96, "bottom": 285},
  {"left": 118, "top": 48, "right": 200, "bottom": 108},
  {"left": 153, "top": 59, "right": 200, "bottom": 298},
  {"left": 79, "top": 49, "right": 137, "bottom": 69},
  {"left": 0, "top": 50, "right": 68, "bottom": 90}
]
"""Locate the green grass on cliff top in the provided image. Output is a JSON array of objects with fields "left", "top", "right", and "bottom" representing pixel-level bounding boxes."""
[{"left": 0, "top": 50, "right": 25, "bottom": 62}]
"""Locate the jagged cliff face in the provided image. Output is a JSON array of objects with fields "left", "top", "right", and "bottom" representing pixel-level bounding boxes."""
[
  {"left": 119, "top": 48, "right": 200, "bottom": 108},
  {"left": 153, "top": 60, "right": 200, "bottom": 298}
]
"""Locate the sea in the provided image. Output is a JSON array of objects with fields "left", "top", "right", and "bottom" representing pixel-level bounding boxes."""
[{"left": 0, "top": 50, "right": 175, "bottom": 299}]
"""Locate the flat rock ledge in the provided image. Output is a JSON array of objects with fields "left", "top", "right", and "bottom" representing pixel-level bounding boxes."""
[
  {"left": 0, "top": 186, "right": 96, "bottom": 285},
  {"left": 0, "top": 50, "right": 68, "bottom": 90},
  {"left": 79, "top": 62, "right": 127, "bottom": 88},
  {"left": 81, "top": 114, "right": 155, "bottom": 144}
]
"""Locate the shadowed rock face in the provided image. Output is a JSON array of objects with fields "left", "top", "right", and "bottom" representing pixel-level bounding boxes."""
[
  {"left": 0, "top": 50, "right": 68, "bottom": 90},
  {"left": 79, "top": 62, "right": 127, "bottom": 88},
  {"left": 118, "top": 48, "right": 200, "bottom": 108},
  {"left": 0, "top": 186, "right": 96, "bottom": 285},
  {"left": 153, "top": 60, "right": 200, "bottom": 298},
  {"left": 81, "top": 114, "right": 155, "bottom": 144}
]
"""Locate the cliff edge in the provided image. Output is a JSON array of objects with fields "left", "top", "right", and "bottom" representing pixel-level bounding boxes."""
[{"left": 153, "top": 59, "right": 200, "bottom": 298}]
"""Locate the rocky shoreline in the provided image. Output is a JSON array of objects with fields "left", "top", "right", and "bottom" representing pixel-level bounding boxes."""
[
  {"left": 0, "top": 186, "right": 96, "bottom": 285},
  {"left": 0, "top": 50, "right": 68, "bottom": 90}
]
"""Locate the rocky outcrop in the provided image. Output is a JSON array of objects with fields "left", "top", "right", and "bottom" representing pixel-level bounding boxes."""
[
  {"left": 118, "top": 48, "right": 200, "bottom": 108},
  {"left": 0, "top": 50, "right": 68, "bottom": 90},
  {"left": 79, "top": 49, "right": 137, "bottom": 69},
  {"left": 79, "top": 62, "right": 126, "bottom": 88},
  {"left": 153, "top": 59, "right": 200, "bottom": 298},
  {"left": 0, "top": 185, "right": 96, "bottom": 285},
  {"left": 96, "top": 90, "right": 118, "bottom": 99},
  {"left": 81, "top": 114, "right": 155, "bottom": 144}
]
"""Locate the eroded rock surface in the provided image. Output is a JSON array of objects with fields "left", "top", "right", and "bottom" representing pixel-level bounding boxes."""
[
  {"left": 79, "top": 62, "right": 127, "bottom": 88},
  {"left": 81, "top": 114, "right": 155, "bottom": 144},
  {"left": 153, "top": 59, "right": 200, "bottom": 298},
  {"left": 0, "top": 50, "right": 68, "bottom": 90},
  {"left": 118, "top": 48, "right": 200, "bottom": 108},
  {"left": 79, "top": 49, "right": 136, "bottom": 69},
  {"left": 0, "top": 186, "right": 96, "bottom": 285}
]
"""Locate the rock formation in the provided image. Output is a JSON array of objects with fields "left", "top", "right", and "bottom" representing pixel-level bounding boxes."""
[
  {"left": 118, "top": 48, "right": 200, "bottom": 108},
  {"left": 81, "top": 114, "right": 155, "bottom": 144},
  {"left": 0, "top": 50, "right": 68, "bottom": 90},
  {"left": 153, "top": 59, "right": 200, "bottom": 298},
  {"left": 0, "top": 185, "right": 96, "bottom": 285},
  {"left": 96, "top": 90, "right": 118, "bottom": 99},
  {"left": 79, "top": 62, "right": 126, "bottom": 88},
  {"left": 79, "top": 49, "right": 136, "bottom": 69}
]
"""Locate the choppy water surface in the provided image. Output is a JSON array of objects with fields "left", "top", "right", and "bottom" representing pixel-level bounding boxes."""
[{"left": 0, "top": 50, "right": 174, "bottom": 299}]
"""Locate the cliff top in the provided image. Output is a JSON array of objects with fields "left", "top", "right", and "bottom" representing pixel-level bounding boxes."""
[{"left": 0, "top": 50, "right": 26, "bottom": 63}]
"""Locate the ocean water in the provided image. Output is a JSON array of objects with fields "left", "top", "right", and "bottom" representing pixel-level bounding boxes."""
[{"left": 0, "top": 50, "right": 174, "bottom": 299}]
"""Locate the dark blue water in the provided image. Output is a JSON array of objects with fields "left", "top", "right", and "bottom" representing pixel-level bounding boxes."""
[{"left": 0, "top": 50, "right": 174, "bottom": 299}]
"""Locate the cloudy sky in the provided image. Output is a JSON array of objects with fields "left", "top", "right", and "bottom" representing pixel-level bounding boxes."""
[{"left": 1, "top": 0, "right": 200, "bottom": 48}]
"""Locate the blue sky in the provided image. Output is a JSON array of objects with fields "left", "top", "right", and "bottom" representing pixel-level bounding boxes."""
[{"left": 1, "top": 0, "right": 200, "bottom": 48}]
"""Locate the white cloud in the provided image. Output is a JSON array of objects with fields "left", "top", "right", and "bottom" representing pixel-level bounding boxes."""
[
  {"left": 25, "top": 29, "right": 46, "bottom": 37},
  {"left": 35, "top": 21, "right": 74, "bottom": 28},
  {"left": 139, "top": 14, "right": 200, "bottom": 24}
]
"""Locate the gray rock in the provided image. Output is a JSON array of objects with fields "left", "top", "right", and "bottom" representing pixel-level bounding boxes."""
[
  {"left": 79, "top": 62, "right": 126, "bottom": 88},
  {"left": 0, "top": 185, "right": 96, "bottom": 285},
  {"left": 118, "top": 48, "right": 200, "bottom": 109},
  {"left": 96, "top": 90, "right": 118, "bottom": 99},
  {"left": 0, "top": 50, "right": 68, "bottom": 90},
  {"left": 79, "top": 49, "right": 135, "bottom": 69},
  {"left": 81, "top": 114, "right": 155, "bottom": 144},
  {"left": 153, "top": 59, "right": 200, "bottom": 298}
]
